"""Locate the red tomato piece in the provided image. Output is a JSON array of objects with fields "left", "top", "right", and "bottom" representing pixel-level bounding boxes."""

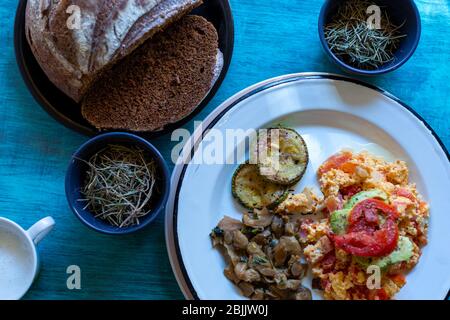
[
  {"left": 349, "top": 198, "right": 399, "bottom": 229},
  {"left": 318, "top": 151, "right": 353, "bottom": 175},
  {"left": 320, "top": 252, "right": 337, "bottom": 272},
  {"left": 333, "top": 199, "right": 399, "bottom": 257},
  {"left": 340, "top": 185, "right": 362, "bottom": 198}
]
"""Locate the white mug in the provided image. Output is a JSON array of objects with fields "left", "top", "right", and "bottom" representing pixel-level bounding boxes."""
[{"left": 0, "top": 216, "right": 55, "bottom": 300}]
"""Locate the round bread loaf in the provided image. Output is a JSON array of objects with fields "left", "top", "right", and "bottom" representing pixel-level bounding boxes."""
[
  {"left": 25, "top": 0, "right": 202, "bottom": 102},
  {"left": 81, "top": 15, "right": 222, "bottom": 132}
]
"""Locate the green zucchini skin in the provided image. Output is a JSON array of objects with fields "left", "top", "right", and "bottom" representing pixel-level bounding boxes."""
[
  {"left": 256, "top": 127, "right": 309, "bottom": 186},
  {"left": 231, "top": 162, "right": 289, "bottom": 209}
]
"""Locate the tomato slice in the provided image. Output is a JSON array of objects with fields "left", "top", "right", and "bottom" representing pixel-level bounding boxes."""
[
  {"left": 318, "top": 151, "right": 353, "bottom": 175},
  {"left": 333, "top": 199, "right": 399, "bottom": 257},
  {"left": 348, "top": 198, "right": 398, "bottom": 233},
  {"left": 333, "top": 219, "right": 398, "bottom": 257},
  {"left": 340, "top": 185, "right": 362, "bottom": 198}
]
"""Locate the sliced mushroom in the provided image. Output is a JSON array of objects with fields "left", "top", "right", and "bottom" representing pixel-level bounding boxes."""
[
  {"left": 290, "top": 259, "right": 307, "bottom": 279},
  {"left": 218, "top": 216, "right": 243, "bottom": 231},
  {"left": 252, "top": 289, "right": 265, "bottom": 300},
  {"left": 238, "top": 282, "right": 255, "bottom": 297},
  {"left": 213, "top": 195, "right": 315, "bottom": 300},
  {"left": 265, "top": 289, "right": 280, "bottom": 299},
  {"left": 232, "top": 230, "right": 249, "bottom": 250},
  {"left": 268, "top": 285, "right": 289, "bottom": 299},
  {"left": 280, "top": 236, "right": 302, "bottom": 255},
  {"left": 252, "top": 229, "right": 271, "bottom": 245},
  {"left": 234, "top": 262, "right": 247, "bottom": 279},
  {"left": 284, "top": 279, "right": 302, "bottom": 291},
  {"left": 234, "top": 262, "right": 261, "bottom": 282},
  {"left": 273, "top": 236, "right": 302, "bottom": 267},
  {"left": 259, "top": 267, "right": 276, "bottom": 277},
  {"left": 273, "top": 241, "right": 288, "bottom": 267},
  {"left": 224, "top": 264, "right": 240, "bottom": 284},
  {"left": 247, "top": 241, "right": 265, "bottom": 256},
  {"left": 262, "top": 276, "right": 276, "bottom": 284},
  {"left": 274, "top": 272, "right": 288, "bottom": 288},
  {"left": 223, "top": 243, "right": 241, "bottom": 266},
  {"left": 243, "top": 269, "right": 261, "bottom": 282},
  {"left": 243, "top": 207, "right": 273, "bottom": 228},
  {"left": 211, "top": 234, "right": 222, "bottom": 247},
  {"left": 224, "top": 231, "right": 233, "bottom": 245},
  {"left": 271, "top": 215, "right": 284, "bottom": 238}
]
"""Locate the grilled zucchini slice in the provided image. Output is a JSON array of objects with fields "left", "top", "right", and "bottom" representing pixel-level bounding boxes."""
[
  {"left": 232, "top": 163, "right": 288, "bottom": 209},
  {"left": 255, "top": 127, "right": 309, "bottom": 185}
]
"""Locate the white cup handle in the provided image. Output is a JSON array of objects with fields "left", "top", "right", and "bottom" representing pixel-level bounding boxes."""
[{"left": 27, "top": 217, "right": 55, "bottom": 245}]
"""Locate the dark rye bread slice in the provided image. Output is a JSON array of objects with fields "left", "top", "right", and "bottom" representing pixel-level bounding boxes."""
[{"left": 81, "top": 15, "right": 220, "bottom": 132}]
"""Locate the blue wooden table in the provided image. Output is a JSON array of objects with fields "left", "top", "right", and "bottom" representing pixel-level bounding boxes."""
[{"left": 0, "top": 0, "right": 449, "bottom": 300}]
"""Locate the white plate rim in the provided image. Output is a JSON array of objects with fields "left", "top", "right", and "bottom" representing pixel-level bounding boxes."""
[{"left": 164, "top": 72, "right": 450, "bottom": 300}]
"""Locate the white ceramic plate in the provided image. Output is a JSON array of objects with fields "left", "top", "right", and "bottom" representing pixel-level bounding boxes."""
[{"left": 165, "top": 73, "right": 450, "bottom": 300}]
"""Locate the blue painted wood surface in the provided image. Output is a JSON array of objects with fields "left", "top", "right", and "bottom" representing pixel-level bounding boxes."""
[{"left": 0, "top": 0, "right": 449, "bottom": 299}]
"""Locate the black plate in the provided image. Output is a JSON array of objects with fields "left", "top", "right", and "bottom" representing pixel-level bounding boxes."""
[{"left": 14, "top": 0, "right": 234, "bottom": 138}]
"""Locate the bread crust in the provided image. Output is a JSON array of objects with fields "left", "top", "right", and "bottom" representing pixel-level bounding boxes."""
[{"left": 25, "top": 0, "right": 202, "bottom": 102}]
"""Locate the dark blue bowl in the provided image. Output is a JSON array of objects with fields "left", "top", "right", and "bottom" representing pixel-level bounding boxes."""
[
  {"left": 65, "top": 132, "right": 170, "bottom": 235},
  {"left": 318, "top": 0, "right": 421, "bottom": 75}
]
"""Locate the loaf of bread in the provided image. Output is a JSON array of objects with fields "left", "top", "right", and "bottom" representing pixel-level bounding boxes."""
[
  {"left": 25, "top": 0, "right": 202, "bottom": 102},
  {"left": 81, "top": 15, "right": 222, "bottom": 132}
]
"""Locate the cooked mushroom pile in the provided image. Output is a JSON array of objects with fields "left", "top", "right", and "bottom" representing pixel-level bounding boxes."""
[{"left": 210, "top": 207, "right": 312, "bottom": 300}]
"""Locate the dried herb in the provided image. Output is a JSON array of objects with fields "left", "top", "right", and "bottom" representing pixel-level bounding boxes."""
[
  {"left": 241, "top": 226, "right": 262, "bottom": 236},
  {"left": 78, "top": 144, "right": 157, "bottom": 228},
  {"left": 324, "top": 0, "right": 406, "bottom": 69}
]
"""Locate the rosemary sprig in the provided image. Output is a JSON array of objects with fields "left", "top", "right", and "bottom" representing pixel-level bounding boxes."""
[
  {"left": 324, "top": 0, "right": 407, "bottom": 70},
  {"left": 77, "top": 145, "right": 157, "bottom": 228}
]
